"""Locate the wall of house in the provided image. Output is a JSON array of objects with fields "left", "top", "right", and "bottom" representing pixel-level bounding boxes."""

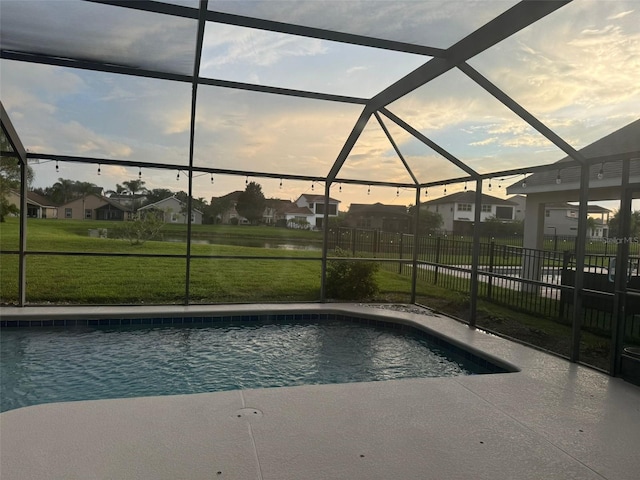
[
  {"left": 59, "top": 196, "right": 106, "bottom": 220},
  {"left": 544, "top": 208, "right": 579, "bottom": 236},
  {"left": 425, "top": 203, "right": 455, "bottom": 231}
]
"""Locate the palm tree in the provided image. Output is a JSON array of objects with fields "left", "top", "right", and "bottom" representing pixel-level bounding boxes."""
[
  {"left": 122, "top": 179, "right": 147, "bottom": 212},
  {"left": 75, "top": 181, "right": 97, "bottom": 220},
  {"left": 50, "top": 178, "right": 75, "bottom": 205}
]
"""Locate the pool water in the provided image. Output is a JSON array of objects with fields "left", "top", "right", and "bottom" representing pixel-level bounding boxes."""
[{"left": 1, "top": 320, "right": 489, "bottom": 412}]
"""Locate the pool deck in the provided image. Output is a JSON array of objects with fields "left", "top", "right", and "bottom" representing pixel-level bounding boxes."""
[{"left": 1, "top": 303, "right": 639, "bottom": 479}]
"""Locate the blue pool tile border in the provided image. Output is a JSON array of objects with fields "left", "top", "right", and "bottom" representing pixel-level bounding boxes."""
[{"left": 0, "top": 312, "right": 510, "bottom": 374}]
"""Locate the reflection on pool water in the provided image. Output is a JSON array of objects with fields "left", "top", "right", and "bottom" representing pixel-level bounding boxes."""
[{"left": 1, "top": 320, "right": 497, "bottom": 412}]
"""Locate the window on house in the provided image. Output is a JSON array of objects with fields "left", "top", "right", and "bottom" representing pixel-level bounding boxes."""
[
  {"left": 545, "top": 210, "right": 550, "bottom": 217},
  {"left": 191, "top": 213, "right": 196, "bottom": 222},
  {"left": 457, "top": 203, "right": 472, "bottom": 211},
  {"left": 495, "top": 206, "right": 513, "bottom": 220},
  {"left": 568, "top": 210, "right": 577, "bottom": 218},
  {"left": 481, "top": 205, "right": 492, "bottom": 213},
  {"left": 85, "top": 209, "right": 92, "bottom": 219},
  {"left": 171, "top": 213, "right": 178, "bottom": 223},
  {"left": 65, "top": 208, "right": 72, "bottom": 218}
]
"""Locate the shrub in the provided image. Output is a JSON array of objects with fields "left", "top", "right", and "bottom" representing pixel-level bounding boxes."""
[
  {"left": 111, "top": 214, "right": 164, "bottom": 245},
  {"left": 326, "top": 247, "right": 379, "bottom": 300}
]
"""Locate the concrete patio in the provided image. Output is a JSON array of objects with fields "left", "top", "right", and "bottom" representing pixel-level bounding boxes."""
[{"left": 1, "top": 304, "right": 639, "bottom": 479}]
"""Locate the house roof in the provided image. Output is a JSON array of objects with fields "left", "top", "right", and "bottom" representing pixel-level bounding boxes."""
[
  {"left": 348, "top": 203, "right": 409, "bottom": 216},
  {"left": 211, "top": 191, "right": 243, "bottom": 202},
  {"left": 274, "top": 201, "right": 313, "bottom": 216},
  {"left": 507, "top": 119, "right": 640, "bottom": 194},
  {"left": 95, "top": 196, "right": 133, "bottom": 212},
  {"left": 545, "top": 202, "right": 611, "bottom": 213},
  {"left": 138, "top": 195, "right": 203, "bottom": 214},
  {"left": 298, "top": 194, "right": 340, "bottom": 204},
  {"left": 423, "top": 191, "right": 517, "bottom": 206}
]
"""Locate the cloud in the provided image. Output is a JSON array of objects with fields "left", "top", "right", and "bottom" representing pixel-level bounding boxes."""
[
  {"left": 607, "top": 10, "right": 634, "bottom": 20},
  {"left": 202, "top": 24, "right": 327, "bottom": 70},
  {"left": 470, "top": 137, "right": 498, "bottom": 146}
]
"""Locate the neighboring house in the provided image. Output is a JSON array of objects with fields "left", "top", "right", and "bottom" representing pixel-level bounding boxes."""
[
  {"left": 210, "top": 191, "right": 248, "bottom": 224},
  {"left": 137, "top": 195, "right": 203, "bottom": 224},
  {"left": 345, "top": 203, "right": 411, "bottom": 233},
  {"left": 423, "top": 191, "right": 518, "bottom": 232},
  {"left": 94, "top": 198, "right": 133, "bottom": 221},
  {"left": 7, "top": 190, "right": 58, "bottom": 218},
  {"left": 295, "top": 194, "right": 340, "bottom": 229},
  {"left": 543, "top": 202, "right": 610, "bottom": 238},
  {"left": 58, "top": 193, "right": 129, "bottom": 221},
  {"left": 274, "top": 201, "right": 315, "bottom": 229},
  {"left": 507, "top": 197, "right": 611, "bottom": 239}
]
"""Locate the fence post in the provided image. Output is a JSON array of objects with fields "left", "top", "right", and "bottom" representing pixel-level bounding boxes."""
[
  {"left": 558, "top": 250, "right": 572, "bottom": 317},
  {"left": 434, "top": 236, "right": 441, "bottom": 285},
  {"left": 399, "top": 233, "right": 404, "bottom": 274},
  {"left": 351, "top": 227, "right": 357, "bottom": 256},
  {"left": 487, "top": 241, "right": 495, "bottom": 300}
]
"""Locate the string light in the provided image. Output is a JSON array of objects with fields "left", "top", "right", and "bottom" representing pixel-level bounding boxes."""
[
  {"left": 464, "top": 181, "right": 467, "bottom": 191},
  {"left": 210, "top": 174, "right": 214, "bottom": 184},
  {"left": 245, "top": 176, "right": 249, "bottom": 186},
  {"left": 597, "top": 163, "right": 604, "bottom": 180},
  {"left": 176, "top": 171, "right": 180, "bottom": 181},
  {"left": 396, "top": 187, "right": 399, "bottom": 197},
  {"left": 339, "top": 184, "right": 342, "bottom": 193},
  {"left": 279, "top": 178, "right": 283, "bottom": 189},
  {"left": 555, "top": 170, "right": 561, "bottom": 185},
  {"left": 367, "top": 185, "right": 371, "bottom": 195},
  {"left": 444, "top": 186, "right": 447, "bottom": 195},
  {"left": 97, "top": 164, "right": 101, "bottom": 176},
  {"left": 424, "top": 188, "right": 428, "bottom": 197},
  {"left": 488, "top": 179, "right": 492, "bottom": 191},
  {"left": 521, "top": 174, "right": 527, "bottom": 189},
  {"left": 311, "top": 182, "right": 314, "bottom": 191},
  {"left": 138, "top": 167, "right": 142, "bottom": 179},
  {"left": 55, "top": 161, "right": 59, "bottom": 172}
]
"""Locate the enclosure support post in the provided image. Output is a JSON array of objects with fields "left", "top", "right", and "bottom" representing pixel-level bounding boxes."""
[
  {"left": 183, "top": 0, "right": 208, "bottom": 305},
  {"left": 18, "top": 161, "right": 27, "bottom": 306},
  {"left": 320, "top": 182, "right": 332, "bottom": 302},
  {"left": 570, "top": 165, "right": 591, "bottom": 362},
  {"left": 469, "top": 181, "right": 482, "bottom": 326},
  {"left": 611, "top": 159, "right": 631, "bottom": 375},
  {"left": 410, "top": 187, "right": 421, "bottom": 304}
]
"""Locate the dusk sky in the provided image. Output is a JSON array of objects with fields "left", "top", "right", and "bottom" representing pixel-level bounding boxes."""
[{"left": 1, "top": 0, "right": 638, "bottom": 210}]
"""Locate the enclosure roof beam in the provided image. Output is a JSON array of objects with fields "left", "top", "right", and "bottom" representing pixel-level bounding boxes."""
[
  {"left": 1, "top": 101, "right": 27, "bottom": 164},
  {"left": 327, "top": 108, "right": 373, "bottom": 182},
  {"left": 367, "top": 0, "right": 570, "bottom": 112},
  {"left": 381, "top": 108, "right": 478, "bottom": 177},
  {"left": 458, "top": 62, "right": 587, "bottom": 165},
  {"left": 87, "top": 0, "right": 444, "bottom": 57},
  {"left": 374, "top": 112, "right": 419, "bottom": 185}
]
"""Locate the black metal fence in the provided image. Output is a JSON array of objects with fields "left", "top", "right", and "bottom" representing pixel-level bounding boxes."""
[{"left": 327, "top": 227, "right": 640, "bottom": 342}]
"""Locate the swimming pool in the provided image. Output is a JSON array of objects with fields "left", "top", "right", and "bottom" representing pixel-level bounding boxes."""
[{"left": 0, "top": 312, "right": 511, "bottom": 412}]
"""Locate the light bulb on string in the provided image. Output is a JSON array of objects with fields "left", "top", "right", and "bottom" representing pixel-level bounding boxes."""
[
  {"left": 97, "top": 164, "right": 101, "bottom": 176},
  {"left": 138, "top": 167, "right": 142, "bottom": 179},
  {"left": 555, "top": 170, "right": 561, "bottom": 185},
  {"left": 176, "top": 171, "right": 180, "bottom": 181},
  {"left": 521, "top": 174, "right": 527, "bottom": 189},
  {"left": 396, "top": 187, "right": 399, "bottom": 197},
  {"left": 279, "top": 178, "right": 283, "bottom": 189},
  {"left": 444, "top": 186, "right": 447, "bottom": 195},
  {"left": 311, "top": 182, "right": 314, "bottom": 192},
  {"left": 597, "top": 164, "right": 604, "bottom": 180},
  {"left": 339, "top": 184, "right": 342, "bottom": 193},
  {"left": 245, "top": 176, "right": 249, "bottom": 186},
  {"left": 464, "top": 181, "right": 467, "bottom": 191},
  {"left": 424, "top": 188, "right": 428, "bottom": 197},
  {"left": 367, "top": 185, "right": 371, "bottom": 195},
  {"left": 488, "top": 179, "right": 492, "bottom": 191},
  {"left": 210, "top": 174, "right": 214, "bottom": 184},
  {"left": 55, "top": 161, "right": 59, "bottom": 172}
]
